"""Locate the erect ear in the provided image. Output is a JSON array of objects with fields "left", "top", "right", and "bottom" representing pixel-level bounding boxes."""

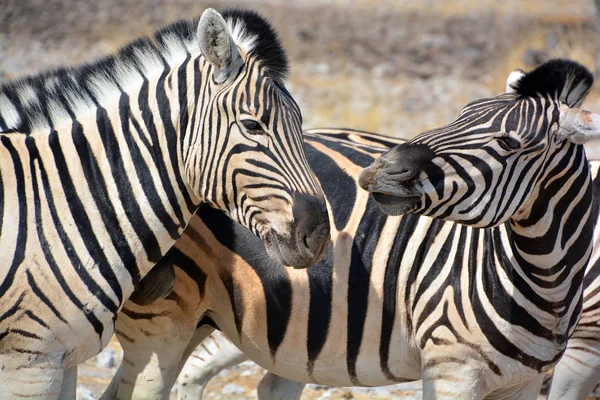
[
  {"left": 197, "top": 8, "right": 243, "bottom": 84},
  {"left": 557, "top": 104, "right": 600, "bottom": 144},
  {"left": 505, "top": 69, "right": 525, "bottom": 93}
]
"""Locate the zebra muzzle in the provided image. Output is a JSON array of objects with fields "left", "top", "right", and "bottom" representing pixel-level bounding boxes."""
[
  {"left": 264, "top": 193, "right": 330, "bottom": 268},
  {"left": 359, "top": 142, "right": 434, "bottom": 216}
]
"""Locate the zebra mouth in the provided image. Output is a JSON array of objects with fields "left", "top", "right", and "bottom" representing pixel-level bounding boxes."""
[
  {"left": 371, "top": 192, "right": 420, "bottom": 216},
  {"left": 264, "top": 230, "right": 325, "bottom": 269}
]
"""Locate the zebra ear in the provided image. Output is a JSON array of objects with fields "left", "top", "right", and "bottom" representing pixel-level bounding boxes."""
[
  {"left": 557, "top": 105, "right": 600, "bottom": 144},
  {"left": 197, "top": 8, "right": 243, "bottom": 84},
  {"left": 505, "top": 69, "right": 525, "bottom": 93}
]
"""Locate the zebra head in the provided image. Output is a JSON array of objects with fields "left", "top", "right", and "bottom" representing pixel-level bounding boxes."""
[
  {"left": 185, "top": 9, "right": 330, "bottom": 267},
  {"left": 359, "top": 59, "right": 599, "bottom": 228}
]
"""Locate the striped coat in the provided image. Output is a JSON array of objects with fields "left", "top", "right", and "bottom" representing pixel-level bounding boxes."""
[
  {"left": 174, "top": 146, "right": 600, "bottom": 400},
  {"left": 0, "top": 9, "right": 329, "bottom": 399},
  {"left": 104, "top": 59, "right": 600, "bottom": 400}
]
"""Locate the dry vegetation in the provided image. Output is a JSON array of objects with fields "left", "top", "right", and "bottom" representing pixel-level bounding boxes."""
[
  {"left": 3, "top": 0, "right": 600, "bottom": 136},
  {"left": 3, "top": 0, "right": 600, "bottom": 398}
]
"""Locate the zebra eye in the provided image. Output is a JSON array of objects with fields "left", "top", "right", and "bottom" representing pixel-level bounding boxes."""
[
  {"left": 497, "top": 136, "right": 521, "bottom": 151},
  {"left": 241, "top": 119, "right": 264, "bottom": 134}
]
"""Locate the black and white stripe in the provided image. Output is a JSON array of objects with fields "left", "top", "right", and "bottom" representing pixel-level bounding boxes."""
[
  {"left": 0, "top": 8, "right": 329, "bottom": 399},
  {"left": 360, "top": 58, "right": 597, "bottom": 398},
  {"left": 102, "top": 59, "right": 600, "bottom": 400},
  {"left": 174, "top": 140, "right": 600, "bottom": 400},
  {"left": 546, "top": 159, "right": 600, "bottom": 399}
]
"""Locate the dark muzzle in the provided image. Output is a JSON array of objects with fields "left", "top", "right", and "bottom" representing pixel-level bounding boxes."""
[{"left": 359, "top": 143, "right": 435, "bottom": 215}]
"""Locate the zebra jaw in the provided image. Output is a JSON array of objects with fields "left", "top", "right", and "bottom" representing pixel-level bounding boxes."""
[{"left": 371, "top": 192, "right": 420, "bottom": 215}]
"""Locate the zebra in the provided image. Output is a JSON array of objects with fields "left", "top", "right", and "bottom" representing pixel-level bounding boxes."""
[
  {"left": 546, "top": 181, "right": 600, "bottom": 398},
  {"left": 501, "top": 70, "right": 600, "bottom": 400},
  {"left": 98, "top": 58, "right": 600, "bottom": 400},
  {"left": 358, "top": 58, "right": 600, "bottom": 396},
  {"left": 0, "top": 8, "right": 330, "bottom": 399},
  {"left": 174, "top": 147, "right": 600, "bottom": 400}
]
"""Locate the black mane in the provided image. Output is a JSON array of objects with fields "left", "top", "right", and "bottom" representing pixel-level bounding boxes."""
[
  {"left": 513, "top": 59, "right": 593, "bottom": 107},
  {"left": 0, "top": 9, "right": 289, "bottom": 133},
  {"left": 221, "top": 9, "right": 289, "bottom": 82}
]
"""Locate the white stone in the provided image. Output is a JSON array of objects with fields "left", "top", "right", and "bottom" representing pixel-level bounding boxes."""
[
  {"left": 95, "top": 347, "right": 116, "bottom": 369},
  {"left": 77, "top": 387, "right": 96, "bottom": 400},
  {"left": 222, "top": 383, "right": 246, "bottom": 395}
]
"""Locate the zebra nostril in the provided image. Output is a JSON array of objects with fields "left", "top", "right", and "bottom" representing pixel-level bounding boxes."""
[
  {"left": 358, "top": 167, "right": 376, "bottom": 190},
  {"left": 386, "top": 165, "right": 417, "bottom": 181},
  {"left": 291, "top": 192, "right": 331, "bottom": 264}
]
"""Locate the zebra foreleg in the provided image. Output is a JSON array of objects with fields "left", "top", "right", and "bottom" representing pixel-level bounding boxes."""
[
  {"left": 103, "top": 327, "right": 194, "bottom": 399},
  {"left": 58, "top": 366, "right": 77, "bottom": 399},
  {"left": 101, "top": 305, "right": 201, "bottom": 400},
  {"left": 547, "top": 338, "right": 600, "bottom": 400}
]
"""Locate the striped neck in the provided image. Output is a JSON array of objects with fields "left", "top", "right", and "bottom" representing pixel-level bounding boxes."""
[
  {"left": 0, "top": 43, "right": 205, "bottom": 304},
  {"left": 503, "top": 144, "right": 592, "bottom": 330},
  {"left": 509, "top": 144, "right": 592, "bottom": 271}
]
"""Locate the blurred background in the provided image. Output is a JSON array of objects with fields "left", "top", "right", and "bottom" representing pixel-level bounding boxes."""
[
  {"left": 2, "top": 0, "right": 600, "bottom": 398},
  {"left": 3, "top": 0, "right": 600, "bottom": 138}
]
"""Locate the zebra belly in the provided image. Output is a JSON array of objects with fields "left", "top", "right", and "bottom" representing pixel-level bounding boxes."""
[
  {"left": 210, "top": 311, "right": 422, "bottom": 387},
  {"left": 203, "top": 240, "right": 423, "bottom": 387}
]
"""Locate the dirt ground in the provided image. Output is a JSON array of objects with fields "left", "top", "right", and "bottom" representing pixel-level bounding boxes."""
[{"left": 3, "top": 0, "right": 600, "bottom": 398}]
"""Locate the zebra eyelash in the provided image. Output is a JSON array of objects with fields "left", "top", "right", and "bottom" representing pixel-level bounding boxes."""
[
  {"left": 240, "top": 118, "right": 266, "bottom": 134},
  {"left": 496, "top": 135, "right": 521, "bottom": 151}
]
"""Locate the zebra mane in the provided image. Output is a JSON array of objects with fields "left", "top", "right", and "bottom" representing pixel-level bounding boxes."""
[
  {"left": 221, "top": 9, "right": 289, "bottom": 82},
  {"left": 0, "top": 9, "right": 287, "bottom": 133},
  {"left": 512, "top": 59, "right": 593, "bottom": 108}
]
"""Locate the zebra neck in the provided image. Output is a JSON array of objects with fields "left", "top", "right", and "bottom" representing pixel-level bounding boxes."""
[
  {"left": 504, "top": 148, "right": 593, "bottom": 302},
  {"left": 0, "top": 57, "right": 204, "bottom": 295}
]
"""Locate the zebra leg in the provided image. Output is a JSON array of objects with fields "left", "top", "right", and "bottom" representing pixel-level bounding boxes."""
[
  {"left": 421, "top": 357, "right": 485, "bottom": 400},
  {"left": 547, "top": 338, "right": 600, "bottom": 400},
  {"left": 58, "top": 366, "right": 77, "bottom": 399},
  {"left": 485, "top": 374, "right": 544, "bottom": 400},
  {"left": 112, "top": 329, "right": 195, "bottom": 399},
  {"left": 0, "top": 356, "right": 65, "bottom": 399},
  {"left": 178, "top": 330, "right": 248, "bottom": 399},
  {"left": 102, "top": 329, "right": 194, "bottom": 400},
  {"left": 102, "top": 305, "right": 202, "bottom": 400},
  {"left": 257, "top": 372, "right": 306, "bottom": 400}
]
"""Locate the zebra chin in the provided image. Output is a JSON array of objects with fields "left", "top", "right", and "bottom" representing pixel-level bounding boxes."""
[
  {"left": 358, "top": 141, "right": 432, "bottom": 216},
  {"left": 371, "top": 192, "right": 420, "bottom": 216},
  {"left": 358, "top": 166, "right": 423, "bottom": 216}
]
